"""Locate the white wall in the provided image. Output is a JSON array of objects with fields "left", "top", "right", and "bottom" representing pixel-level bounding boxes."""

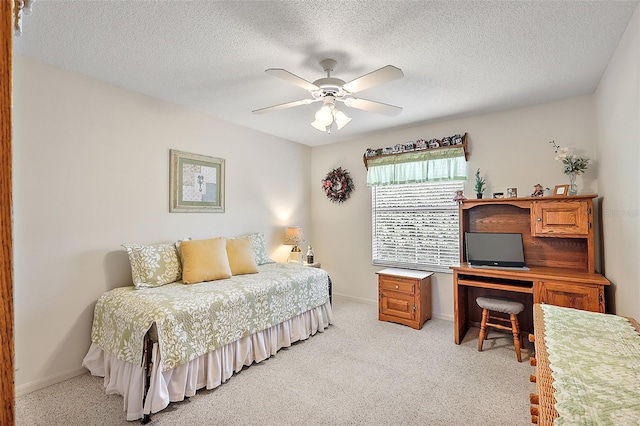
[
  {"left": 14, "top": 7, "right": 640, "bottom": 390},
  {"left": 594, "top": 4, "right": 640, "bottom": 319},
  {"left": 311, "top": 96, "right": 596, "bottom": 319},
  {"left": 12, "top": 56, "right": 312, "bottom": 392}
]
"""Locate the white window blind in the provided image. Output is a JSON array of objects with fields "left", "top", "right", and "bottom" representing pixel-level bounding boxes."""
[{"left": 372, "top": 180, "right": 463, "bottom": 273}]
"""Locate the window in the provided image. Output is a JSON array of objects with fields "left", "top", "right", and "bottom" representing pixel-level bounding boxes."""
[{"left": 372, "top": 180, "right": 464, "bottom": 273}]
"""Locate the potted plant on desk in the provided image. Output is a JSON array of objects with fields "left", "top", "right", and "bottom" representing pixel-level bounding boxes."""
[{"left": 475, "top": 168, "right": 487, "bottom": 199}]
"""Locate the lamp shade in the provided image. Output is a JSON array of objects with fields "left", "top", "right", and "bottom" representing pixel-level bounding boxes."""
[
  {"left": 334, "top": 110, "right": 352, "bottom": 130},
  {"left": 315, "top": 105, "right": 334, "bottom": 126},
  {"left": 284, "top": 226, "right": 305, "bottom": 245},
  {"left": 311, "top": 120, "right": 327, "bottom": 132}
]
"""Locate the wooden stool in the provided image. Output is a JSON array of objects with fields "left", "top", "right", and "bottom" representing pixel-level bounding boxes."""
[{"left": 476, "top": 296, "right": 524, "bottom": 362}]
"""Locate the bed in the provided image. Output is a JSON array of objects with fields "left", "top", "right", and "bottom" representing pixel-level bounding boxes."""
[
  {"left": 530, "top": 304, "right": 640, "bottom": 425},
  {"left": 83, "top": 261, "right": 332, "bottom": 422}
]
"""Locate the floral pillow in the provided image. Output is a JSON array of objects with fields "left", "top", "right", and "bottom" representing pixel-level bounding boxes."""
[
  {"left": 122, "top": 243, "right": 182, "bottom": 289},
  {"left": 237, "top": 232, "right": 275, "bottom": 265}
]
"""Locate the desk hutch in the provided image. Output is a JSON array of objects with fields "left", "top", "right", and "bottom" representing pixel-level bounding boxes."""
[{"left": 451, "top": 195, "right": 610, "bottom": 344}]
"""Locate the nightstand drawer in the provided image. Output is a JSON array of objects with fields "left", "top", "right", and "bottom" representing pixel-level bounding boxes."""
[{"left": 379, "top": 276, "right": 415, "bottom": 294}]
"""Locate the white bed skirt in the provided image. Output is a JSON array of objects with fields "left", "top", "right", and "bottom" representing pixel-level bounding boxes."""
[{"left": 83, "top": 301, "right": 333, "bottom": 421}]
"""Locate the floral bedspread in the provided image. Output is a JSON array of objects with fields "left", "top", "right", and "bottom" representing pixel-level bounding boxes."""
[
  {"left": 541, "top": 304, "right": 640, "bottom": 425},
  {"left": 91, "top": 263, "right": 330, "bottom": 371}
]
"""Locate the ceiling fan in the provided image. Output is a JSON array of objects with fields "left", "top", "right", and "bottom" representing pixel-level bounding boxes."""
[{"left": 252, "top": 59, "right": 404, "bottom": 133}]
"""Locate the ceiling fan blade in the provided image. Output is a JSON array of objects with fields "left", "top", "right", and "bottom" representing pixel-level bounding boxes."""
[
  {"left": 252, "top": 99, "right": 317, "bottom": 114},
  {"left": 343, "top": 65, "right": 404, "bottom": 94},
  {"left": 344, "top": 97, "right": 403, "bottom": 116},
  {"left": 265, "top": 68, "right": 319, "bottom": 91}
]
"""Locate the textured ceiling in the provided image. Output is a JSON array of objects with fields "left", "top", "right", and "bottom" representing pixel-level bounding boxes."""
[{"left": 13, "top": 1, "right": 639, "bottom": 146}]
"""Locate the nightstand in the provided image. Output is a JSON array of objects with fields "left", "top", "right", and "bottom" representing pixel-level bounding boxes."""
[{"left": 377, "top": 268, "right": 433, "bottom": 330}]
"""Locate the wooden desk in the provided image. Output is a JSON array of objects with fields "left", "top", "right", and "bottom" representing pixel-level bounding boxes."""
[
  {"left": 452, "top": 264, "right": 610, "bottom": 344},
  {"left": 454, "top": 195, "right": 610, "bottom": 344}
]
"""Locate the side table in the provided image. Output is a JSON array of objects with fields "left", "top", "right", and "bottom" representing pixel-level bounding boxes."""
[{"left": 376, "top": 268, "right": 432, "bottom": 330}]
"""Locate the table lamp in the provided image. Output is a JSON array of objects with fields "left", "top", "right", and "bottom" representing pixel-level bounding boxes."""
[{"left": 284, "top": 226, "right": 305, "bottom": 263}]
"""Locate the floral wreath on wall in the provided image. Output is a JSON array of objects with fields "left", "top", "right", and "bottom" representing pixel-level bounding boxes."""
[{"left": 321, "top": 167, "right": 355, "bottom": 203}]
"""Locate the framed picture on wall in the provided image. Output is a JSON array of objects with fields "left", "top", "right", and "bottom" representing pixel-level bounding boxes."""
[
  {"left": 170, "top": 149, "right": 225, "bottom": 212},
  {"left": 553, "top": 184, "right": 569, "bottom": 197}
]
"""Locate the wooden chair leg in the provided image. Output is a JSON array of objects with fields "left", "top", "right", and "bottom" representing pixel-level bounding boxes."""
[
  {"left": 478, "top": 308, "right": 489, "bottom": 352},
  {"left": 510, "top": 314, "right": 522, "bottom": 362}
]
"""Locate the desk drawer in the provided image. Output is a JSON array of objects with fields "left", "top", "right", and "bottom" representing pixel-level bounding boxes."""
[
  {"left": 536, "top": 280, "right": 604, "bottom": 313},
  {"left": 379, "top": 276, "right": 416, "bottom": 294}
]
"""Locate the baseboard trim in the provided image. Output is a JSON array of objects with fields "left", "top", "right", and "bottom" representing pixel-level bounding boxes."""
[
  {"left": 15, "top": 367, "right": 88, "bottom": 397},
  {"left": 332, "top": 293, "right": 377, "bottom": 306},
  {"left": 333, "top": 293, "right": 454, "bottom": 322},
  {"left": 432, "top": 312, "right": 454, "bottom": 321}
]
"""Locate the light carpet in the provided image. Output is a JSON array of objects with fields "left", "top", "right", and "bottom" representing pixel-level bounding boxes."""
[{"left": 16, "top": 299, "right": 536, "bottom": 425}]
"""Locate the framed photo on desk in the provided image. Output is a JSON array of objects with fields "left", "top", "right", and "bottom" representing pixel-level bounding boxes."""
[{"left": 553, "top": 184, "right": 569, "bottom": 197}]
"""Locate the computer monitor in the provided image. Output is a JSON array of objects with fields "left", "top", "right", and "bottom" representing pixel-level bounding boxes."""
[{"left": 465, "top": 232, "right": 526, "bottom": 268}]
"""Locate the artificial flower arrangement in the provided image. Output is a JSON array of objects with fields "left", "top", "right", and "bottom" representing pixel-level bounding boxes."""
[
  {"left": 549, "top": 141, "right": 589, "bottom": 196},
  {"left": 549, "top": 141, "right": 589, "bottom": 175}
]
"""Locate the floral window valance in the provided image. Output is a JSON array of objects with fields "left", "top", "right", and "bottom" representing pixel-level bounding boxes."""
[{"left": 364, "top": 133, "right": 469, "bottom": 186}]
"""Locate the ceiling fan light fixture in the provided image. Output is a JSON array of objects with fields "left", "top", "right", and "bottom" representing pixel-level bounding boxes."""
[
  {"left": 334, "top": 110, "right": 352, "bottom": 130},
  {"left": 311, "top": 120, "right": 327, "bottom": 132},
  {"left": 257, "top": 59, "right": 404, "bottom": 134},
  {"left": 315, "top": 105, "right": 334, "bottom": 126}
]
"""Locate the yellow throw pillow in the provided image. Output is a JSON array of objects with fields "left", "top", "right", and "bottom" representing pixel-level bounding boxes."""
[
  {"left": 180, "top": 237, "right": 232, "bottom": 284},
  {"left": 226, "top": 237, "right": 259, "bottom": 276}
]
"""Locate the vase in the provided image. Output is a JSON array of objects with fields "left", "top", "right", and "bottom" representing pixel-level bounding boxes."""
[{"left": 568, "top": 173, "right": 578, "bottom": 196}]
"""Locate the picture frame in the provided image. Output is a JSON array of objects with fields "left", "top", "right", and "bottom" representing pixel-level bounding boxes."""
[
  {"left": 492, "top": 192, "right": 504, "bottom": 199},
  {"left": 170, "top": 149, "right": 225, "bottom": 212},
  {"left": 553, "top": 184, "right": 569, "bottom": 197},
  {"left": 506, "top": 187, "right": 518, "bottom": 198}
]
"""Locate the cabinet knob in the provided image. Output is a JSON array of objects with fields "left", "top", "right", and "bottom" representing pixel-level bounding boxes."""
[
  {"left": 536, "top": 217, "right": 542, "bottom": 222},
  {"left": 395, "top": 285, "right": 399, "bottom": 289}
]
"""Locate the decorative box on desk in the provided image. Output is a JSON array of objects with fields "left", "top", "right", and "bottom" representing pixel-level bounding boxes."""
[{"left": 377, "top": 268, "right": 433, "bottom": 330}]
